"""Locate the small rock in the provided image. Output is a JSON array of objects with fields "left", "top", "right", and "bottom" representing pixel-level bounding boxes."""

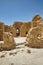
[
  {"left": 10, "top": 63, "right": 14, "bottom": 65},
  {"left": 9, "top": 53, "right": 14, "bottom": 55},
  {"left": 0, "top": 55, "right": 5, "bottom": 58},
  {"left": 9, "top": 51, "right": 17, "bottom": 56},
  {"left": 20, "top": 48, "right": 24, "bottom": 53},
  {"left": 27, "top": 49, "right": 31, "bottom": 53}
]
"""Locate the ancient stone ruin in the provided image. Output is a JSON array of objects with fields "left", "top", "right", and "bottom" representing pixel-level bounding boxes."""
[
  {"left": 26, "top": 14, "right": 43, "bottom": 48},
  {"left": 13, "top": 22, "right": 31, "bottom": 37},
  {"left": 20, "top": 22, "right": 31, "bottom": 37},
  {"left": 3, "top": 32, "right": 16, "bottom": 50},
  {"left": 0, "top": 22, "right": 16, "bottom": 51},
  {"left": 26, "top": 26, "right": 43, "bottom": 48},
  {"left": 0, "top": 32, "right": 16, "bottom": 51},
  {"left": 0, "top": 14, "right": 43, "bottom": 49},
  {"left": 32, "top": 14, "right": 42, "bottom": 27},
  {"left": 0, "top": 22, "right": 4, "bottom": 41},
  {"left": 13, "top": 22, "right": 23, "bottom": 36}
]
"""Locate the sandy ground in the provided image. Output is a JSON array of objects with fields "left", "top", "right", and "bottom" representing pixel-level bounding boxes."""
[
  {"left": 14, "top": 37, "right": 26, "bottom": 45},
  {"left": 0, "top": 37, "right": 43, "bottom": 65}
]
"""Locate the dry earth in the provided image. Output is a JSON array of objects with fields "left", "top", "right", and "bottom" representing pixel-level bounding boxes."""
[{"left": 0, "top": 37, "right": 43, "bottom": 65}]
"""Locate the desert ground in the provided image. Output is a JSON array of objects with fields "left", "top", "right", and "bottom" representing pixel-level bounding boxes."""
[{"left": 0, "top": 37, "right": 43, "bottom": 65}]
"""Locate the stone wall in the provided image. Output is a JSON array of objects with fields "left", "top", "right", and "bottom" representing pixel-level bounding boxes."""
[
  {"left": 13, "top": 22, "right": 23, "bottom": 29},
  {"left": 20, "top": 22, "right": 31, "bottom": 37},
  {"left": 0, "top": 22, "right": 4, "bottom": 41},
  {"left": 4, "top": 25, "right": 10, "bottom": 32},
  {"left": 13, "top": 22, "right": 23, "bottom": 36}
]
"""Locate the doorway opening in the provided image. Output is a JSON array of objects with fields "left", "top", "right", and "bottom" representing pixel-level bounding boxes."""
[{"left": 16, "top": 28, "right": 20, "bottom": 36}]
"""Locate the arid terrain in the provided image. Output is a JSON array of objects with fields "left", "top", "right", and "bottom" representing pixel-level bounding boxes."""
[
  {"left": 0, "top": 0, "right": 43, "bottom": 64},
  {"left": 0, "top": 37, "right": 43, "bottom": 65},
  {"left": 0, "top": 14, "right": 43, "bottom": 65}
]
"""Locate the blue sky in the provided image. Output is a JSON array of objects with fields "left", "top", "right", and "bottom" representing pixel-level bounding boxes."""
[{"left": 0, "top": 0, "right": 43, "bottom": 25}]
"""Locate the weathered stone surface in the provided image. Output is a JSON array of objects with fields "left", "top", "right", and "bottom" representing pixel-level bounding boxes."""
[
  {"left": 3, "top": 32, "right": 16, "bottom": 50},
  {"left": 26, "top": 25, "right": 43, "bottom": 48},
  {"left": 5, "top": 25, "right": 16, "bottom": 37},
  {"left": 32, "top": 14, "right": 42, "bottom": 27},
  {"left": 13, "top": 22, "right": 23, "bottom": 36},
  {"left": 4, "top": 25, "right": 10, "bottom": 32},
  {"left": 13, "top": 22, "right": 23, "bottom": 29},
  {"left": 0, "top": 22, "right": 4, "bottom": 41},
  {"left": 25, "top": 15, "right": 43, "bottom": 48},
  {"left": 20, "top": 22, "right": 31, "bottom": 37},
  {"left": 9, "top": 26, "right": 16, "bottom": 37},
  {"left": 0, "top": 32, "right": 16, "bottom": 51}
]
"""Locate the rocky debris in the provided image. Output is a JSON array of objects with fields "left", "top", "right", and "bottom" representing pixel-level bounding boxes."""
[
  {"left": 25, "top": 16, "right": 43, "bottom": 48},
  {"left": 27, "top": 49, "right": 31, "bottom": 53},
  {"left": 26, "top": 23, "right": 43, "bottom": 48},
  {"left": 19, "top": 48, "right": 24, "bottom": 53},
  {"left": 0, "top": 32, "right": 16, "bottom": 51},
  {"left": 10, "top": 63, "right": 14, "bottom": 65},
  {"left": 9, "top": 52, "right": 17, "bottom": 56},
  {"left": 9, "top": 50, "right": 18, "bottom": 56},
  {"left": 9, "top": 52, "right": 14, "bottom": 55},
  {"left": 3, "top": 32, "right": 16, "bottom": 50},
  {"left": 0, "top": 52, "right": 6, "bottom": 58},
  {"left": 16, "top": 44, "right": 25, "bottom": 49},
  {"left": 0, "top": 54, "right": 5, "bottom": 58}
]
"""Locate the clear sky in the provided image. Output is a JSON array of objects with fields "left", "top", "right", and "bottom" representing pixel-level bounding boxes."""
[{"left": 0, "top": 0, "right": 43, "bottom": 25}]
